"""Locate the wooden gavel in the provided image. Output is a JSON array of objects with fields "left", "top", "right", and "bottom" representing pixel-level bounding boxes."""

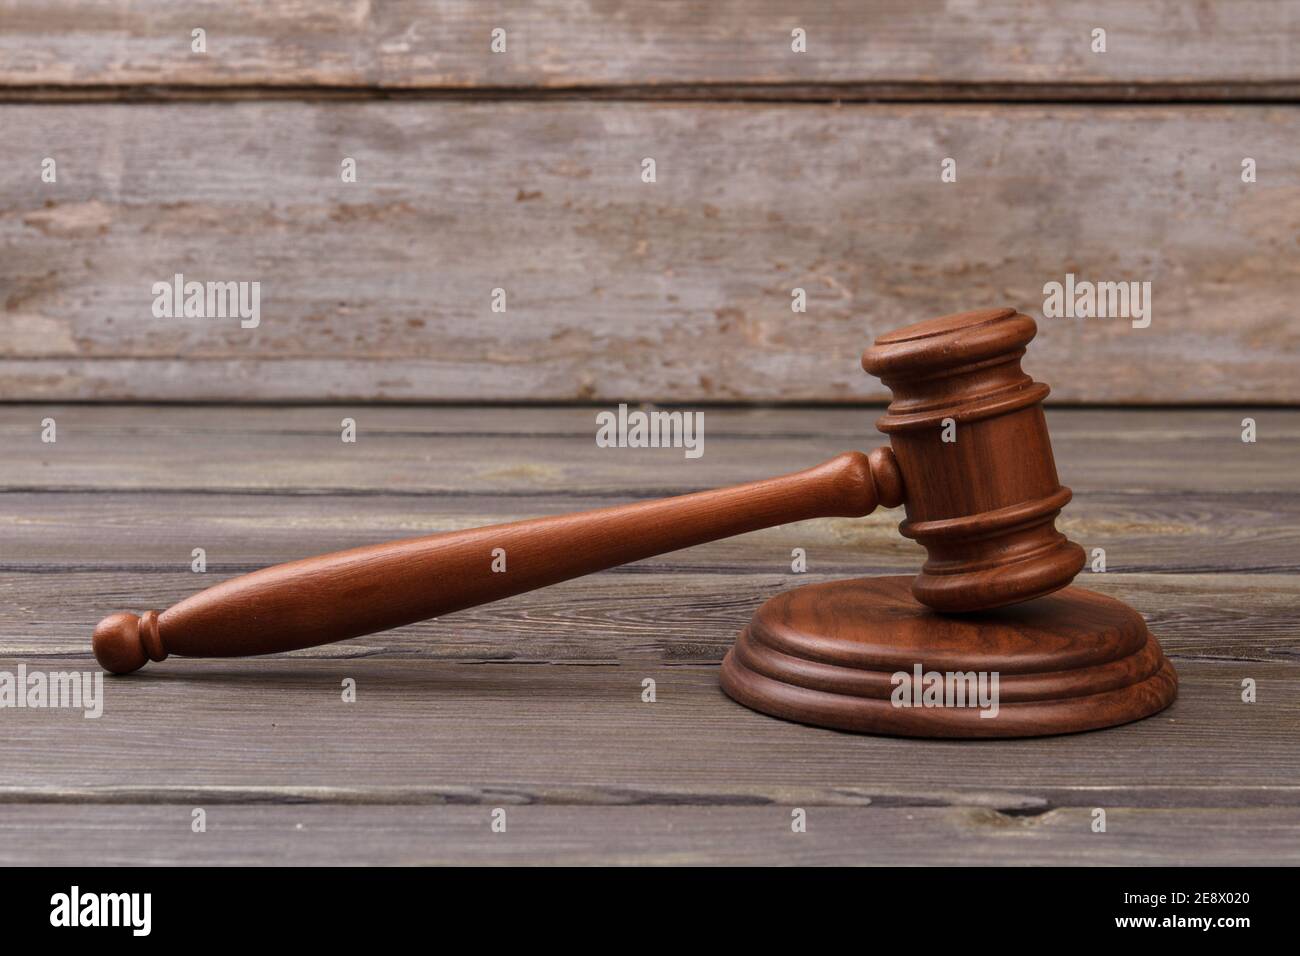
[{"left": 93, "top": 308, "right": 1086, "bottom": 674}]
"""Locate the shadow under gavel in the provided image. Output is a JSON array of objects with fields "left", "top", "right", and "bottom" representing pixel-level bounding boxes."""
[{"left": 94, "top": 308, "right": 1085, "bottom": 675}]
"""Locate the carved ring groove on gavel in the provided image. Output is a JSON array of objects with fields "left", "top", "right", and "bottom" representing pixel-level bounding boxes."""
[{"left": 93, "top": 308, "right": 1176, "bottom": 738}]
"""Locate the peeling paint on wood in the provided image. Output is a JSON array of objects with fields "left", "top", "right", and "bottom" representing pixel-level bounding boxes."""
[
  {"left": 2, "top": 104, "right": 1297, "bottom": 402},
  {"left": 1, "top": 1, "right": 1296, "bottom": 90}
]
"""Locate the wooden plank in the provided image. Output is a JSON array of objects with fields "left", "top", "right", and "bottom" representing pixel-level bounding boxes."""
[
  {"left": 0, "top": 405, "right": 1293, "bottom": 864},
  {"left": 1, "top": 1, "right": 1297, "bottom": 91},
  {"left": 0, "top": 657, "right": 1295, "bottom": 802},
  {"left": 2, "top": 408, "right": 1298, "bottom": 494},
  {"left": 2, "top": 103, "right": 1298, "bottom": 403},
  {"left": 3, "top": 569, "right": 1297, "bottom": 664},
  {"left": 2, "top": 406, "right": 1296, "bottom": 661},
  {"left": 1, "top": 803, "right": 1296, "bottom": 865},
  {"left": 4, "top": 489, "right": 1299, "bottom": 575}
]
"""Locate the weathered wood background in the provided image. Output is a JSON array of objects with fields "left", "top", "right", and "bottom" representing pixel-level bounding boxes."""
[
  {"left": 2, "top": 1, "right": 1297, "bottom": 92},
  {"left": 1, "top": 1, "right": 1297, "bottom": 402}
]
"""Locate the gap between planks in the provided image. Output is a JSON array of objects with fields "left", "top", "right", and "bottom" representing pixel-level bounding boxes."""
[
  {"left": 2, "top": 783, "right": 1299, "bottom": 811},
  {"left": 4, "top": 82, "right": 1300, "bottom": 105}
]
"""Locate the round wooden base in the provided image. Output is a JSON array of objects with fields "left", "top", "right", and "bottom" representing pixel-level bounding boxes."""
[{"left": 720, "top": 576, "right": 1177, "bottom": 738}]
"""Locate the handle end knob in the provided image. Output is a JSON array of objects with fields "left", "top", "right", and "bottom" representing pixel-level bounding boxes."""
[{"left": 93, "top": 610, "right": 165, "bottom": 674}]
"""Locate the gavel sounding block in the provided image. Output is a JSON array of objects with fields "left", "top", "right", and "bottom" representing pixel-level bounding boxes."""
[{"left": 721, "top": 576, "right": 1177, "bottom": 738}]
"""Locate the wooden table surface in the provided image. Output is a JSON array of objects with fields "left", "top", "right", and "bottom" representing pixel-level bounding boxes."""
[{"left": 1, "top": 404, "right": 1297, "bottom": 865}]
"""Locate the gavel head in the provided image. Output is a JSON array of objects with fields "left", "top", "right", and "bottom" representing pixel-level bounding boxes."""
[{"left": 862, "top": 307, "right": 1086, "bottom": 612}]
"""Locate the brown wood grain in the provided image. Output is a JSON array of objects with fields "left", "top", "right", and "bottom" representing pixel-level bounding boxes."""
[
  {"left": 1, "top": 804, "right": 1296, "bottom": 866},
  {"left": 722, "top": 574, "right": 1178, "bottom": 737},
  {"left": 2, "top": 103, "right": 1297, "bottom": 403},
  {"left": 1, "top": 1, "right": 1296, "bottom": 92},
  {"left": 87, "top": 450, "right": 897, "bottom": 674}
]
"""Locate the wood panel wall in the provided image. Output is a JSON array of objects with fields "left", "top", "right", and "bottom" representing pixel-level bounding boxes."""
[{"left": 1, "top": 1, "right": 1297, "bottom": 403}]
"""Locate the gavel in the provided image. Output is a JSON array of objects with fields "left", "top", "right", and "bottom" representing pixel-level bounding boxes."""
[{"left": 93, "top": 308, "right": 1086, "bottom": 675}]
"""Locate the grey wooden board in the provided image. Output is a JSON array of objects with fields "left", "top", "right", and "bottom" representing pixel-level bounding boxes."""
[
  {"left": 4, "top": 493, "right": 1300, "bottom": 574},
  {"left": 1, "top": 405, "right": 1297, "bottom": 864},
  {"left": 2, "top": 407, "right": 1296, "bottom": 664},
  {"left": 2, "top": 407, "right": 1297, "bottom": 493},
  {"left": 2, "top": 1, "right": 1297, "bottom": 90},
  {"left": 0, "top": 658, "right": 1296, "bottom": 801},
  {"left": 2, "top": 103, "right": 1298, "bottom": 403},
  {"left": 1, "top": 804, "right": 1296, "bottom": 866},
  {"left": 4, "top": 571, "right": 1298, "bottom": 666}
]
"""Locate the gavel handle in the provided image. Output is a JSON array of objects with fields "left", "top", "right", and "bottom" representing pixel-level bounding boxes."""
[{"left": 93, "top": 448, "right": 903, "bottom": 674}]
